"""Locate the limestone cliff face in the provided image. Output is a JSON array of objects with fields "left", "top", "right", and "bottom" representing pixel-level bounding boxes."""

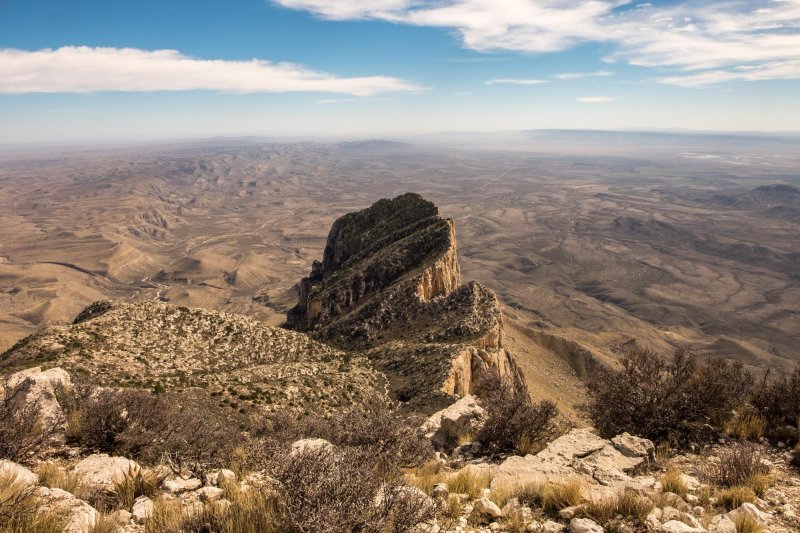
[
  {"left": 286, "top": 193, "right": 527, "bottom": 413},
  {"left": 415, "top": 219, "right": 461, "bottom": 301}
]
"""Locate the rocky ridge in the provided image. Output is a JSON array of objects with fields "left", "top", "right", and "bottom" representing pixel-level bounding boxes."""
[{"left": 287, "top": 193, "right": 524, "bottom": 412}]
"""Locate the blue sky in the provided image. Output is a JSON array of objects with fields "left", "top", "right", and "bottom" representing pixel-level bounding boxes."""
[{"left": 1, "top": 0, "right": 799, "bottom": 143}]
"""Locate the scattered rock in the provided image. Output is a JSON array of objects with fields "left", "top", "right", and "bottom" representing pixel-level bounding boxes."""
[
  {"left": 541, "top": 520, "right": 566, "bottom": 532},
  {"left": 35, "top": 486, "right": 97, "bottom": 533},
  {"left": 0, "top": 459, "right": 38, "bottom": 486},
  {"left": 198, "top": 486, "right": 225, "bottom": 502},
  {"left": 290, "top": 438, "right": 335, "bottom": 456},
  {"left": 432, "top": 482, "right": 449, "bottom": 500},
  {"left": 72, "top": 454, "right": 141, "bottom": 493},
  {"left": 163, "top": 477, "right": 203, "bottom": 494},
  {"left": 1, "top": 366, "right": 72, "bottom": 438},
  {"left": 708, "top": 514, "right": 737, "bottom": 533},
  {"left": 569, "top": 517, "right": 604, "bottom": 533},
  {"left": 131, "top": 495, "right": 154, "bottom": 524},
  {"left": 470, "top": 497, "right": 503, "bottom": 523},
  {"left": 660, "top": 520, "right": 704, "bottom": 533},
  {"left": 216, "top": 468, "right": 236, "bottom": 486},
  {"left": 611, "top": 432, "right": 655, "bottom": 460}
]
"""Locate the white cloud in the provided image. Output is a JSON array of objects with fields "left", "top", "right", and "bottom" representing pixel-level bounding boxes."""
[
  {"left": 0, "top": 46, "right": 422, "bottom": 96},
  {"left": 275, "top": 0, "right": 800, "bottom": 86},
  {"left": 556, "top": 70, "right": 613, "bottom": 80},
  {"left": 577, "top": 96, "right": 613, "bottom": 103},
  {"left": 485, "top": 78, "right": 549, "bottom": 85}
]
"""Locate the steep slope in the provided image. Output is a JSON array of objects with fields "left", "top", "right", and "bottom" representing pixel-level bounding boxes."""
[
  {"left": 1, "top": 300, "right": 389, "bottom": 415},
  {"left": 287, "top": 193, "right": 525, "bottom": 412}
]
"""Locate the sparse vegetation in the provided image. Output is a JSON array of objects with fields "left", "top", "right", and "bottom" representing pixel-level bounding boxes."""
[
  {"left": 540, "top": 479, "right": 584, "bottom": 514},
  {"left": 725, "top": 407, "right": 767, "bottom": 441},
  {"left": 586, "top": 348, "right": 753, "bottom": 446},
  {"left": 34, "top": 463, "right": 83, "bottom": 495},
  {"left": 476, "top": 371, "right": 560, "bottom": 455},
  {"left": 708, "top": 444, "right": 770, "bottom": 490},
  {"left": 0, "top": 472, "right": 67, "bottom": 533},
  {"left": 0, "top": 396, "right": 51, "bottom": 462},
  {"left": 581, "top": 490, "right": 654, "bottom": 525},
  {"left": 448, "top": 469, "right": 493, "bottom": 500},
  {"left": 732, "top": 513, "right": 764, "bottom": 533},
  {"left": 661, "top": 469, "right": 688, "bottom": 497},
  {"left": 752, "top": 368, "right": 800, "bottom": 445},
  {"left": 716, "top": 486, "right": 757, "bottom": 510}
]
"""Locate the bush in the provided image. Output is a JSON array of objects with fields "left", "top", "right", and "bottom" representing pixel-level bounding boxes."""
[
  {"left": 708, "top": 444, "right": 770, "bottom": 489},
  {"left": 270, "top": 446, "right": 435, "bottom": 533},
  {"left": 476, "top": 371, "right": 560, "bottom": 454},
  {"left": 0, "top": 395, "right": 52, "bottom": 462},
  {"left": 73, "top": 388, "right": 238, "bottom": 468},
  {"left": 752, "top": 368, "right": 800, "bottom": 445},
  {"left": 586, "top": 348, "right": 753, "bottom": 445}
]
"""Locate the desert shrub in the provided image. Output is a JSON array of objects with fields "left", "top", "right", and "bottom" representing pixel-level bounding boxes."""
[
  {"left": 751, "top": 368, "right": 800, "bottom": 444},
  {"left": 0, "top": 395, "right": 52, "bottom": 462},
  {"left": 586, "top": 348, "right": 753, "bottom": 445},
  {"left": 270, "top": 446, "right": 435, "bottom": 533},
  {"left": 716, "top": 486, "right": 756, "bottom": 510},
  {"left": 476, "top": 371, "right": 560, "bottom": 454},
  {"left": 75, "top": 388, "right": 238, "bottom": 467},
  {"left": 791, "top": 444, "right": 800, "bottom": 469},
  {"left": 708, "top": 444, "right": 770, "bottom": 489},
  {"left": 0, "top": 472, "right": 67, "bottom": 533},
  {"left": 101, "top": 467, "right": 161, "bottom": 512}
]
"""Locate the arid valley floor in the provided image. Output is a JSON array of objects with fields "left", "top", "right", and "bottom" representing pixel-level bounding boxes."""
[{"left": 1, "top": 132, "right": 798, "bottom": 413}]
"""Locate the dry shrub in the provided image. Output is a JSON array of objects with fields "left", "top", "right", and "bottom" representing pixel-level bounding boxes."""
[
  {"left": 476, "top": 371, "right": 560, "bottom": 455},
  {"left": 791, "top": 443, "right": 800, "bottom": 469},
  {"left": 34, "top": 464, "right": 84, "bottom": 495},
  {"left": 732, "top": 512, "right": 764, "bottom": 533},
  {"left": 448, "top": 469, "right": 492, "bottom": 500},
  {"left": 75, "top": 388, "right": 238, "bottom": 467},
  {"left": 708, "top": 444, "right": 770, "bottom": 489},
  {"left": 586, "top": 348, "right": 752, "bottom": 446},
  {"left": 0, "top": 472, "right": 67, "bottom": 533},
  {"left": 272, "top": 447, "right": 434, "bottom": 533},
  {"left": 716, "top": 487, "right": 757, "bottom": 510},
  {"left": 725, "top": 407, "right": 767, "bottom": 441},
  {"left": 661, "top": 470, "right": 688, "bottom": 497},
  {"left": 752, "top": 368, "right": 800, "bottom": 445},
  {"left": 0, "top": 395, "right": 52, "bottom": 462}
]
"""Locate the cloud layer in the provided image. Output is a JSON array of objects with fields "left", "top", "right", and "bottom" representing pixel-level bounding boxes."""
[
  {"left": 0, "top": 46, "right": 422, "bottom": 96},
  {"left": 275, "top": 0, "right": 800, "bottom": 87}
]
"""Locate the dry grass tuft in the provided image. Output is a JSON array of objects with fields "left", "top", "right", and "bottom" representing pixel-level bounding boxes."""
[
  {"left": 661, "top": 469, "right": 688, "bottom": 497},
  {"left": 448, "top": 469, "right": 492, "bottom": 500},
  {"left": 144, "top": 497, "right": 183, "bottom": 533},
  {"left": 731, "top": 512, "right": 764, "bottom": 533},
  {"left": 34, "top": 463, "right": 84, "bottom": 496},
  {"left": 489, "top": 479, "right": 543, "bottom": 508},
  {"left": 582, "top": 490, "right": 653, "bottom": 524},
  {"left": 725, "top": 408, "right": 766, "bottom": 441},
  {"left": 0, "top": 472, "right": 68, "bottom": 533},
  {"left": 716, "top": 487, "right": 757, "bottom": 510},
  {"left": 405, "top": 461, "right": 445, "bottom": 495},
  {"left": 542, "top": 479, "right": 584, "bottom": 514}
]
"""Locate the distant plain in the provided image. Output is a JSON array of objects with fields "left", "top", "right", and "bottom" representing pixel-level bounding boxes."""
[{"left": 2, "top": 132, "right": 798, "bottom": 410}]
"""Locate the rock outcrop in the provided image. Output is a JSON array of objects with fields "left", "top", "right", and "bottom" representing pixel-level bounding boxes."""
[{"left": 287, "top": 193, "right": 525, "bottom": 412}]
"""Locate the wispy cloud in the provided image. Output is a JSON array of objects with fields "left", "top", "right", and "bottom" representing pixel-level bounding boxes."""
[
  {"left": 275, "top": 0, "right": 800, "bottom": 86},
  {"left": 556, "top": 70, "right": 613, "bottom": 80},
  {"left": 577, "top": 96, "right": 613, "bottom": 103},
  {"left": 485, "top": 78, "right": 549, "bottom": 85},
  {"left": 0, "top": 46, "right": 422, "bottom": 96}
]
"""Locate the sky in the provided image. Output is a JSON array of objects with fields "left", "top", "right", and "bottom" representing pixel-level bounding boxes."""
[{"left": 1, "top": 0, "right": 799, "bottom": 143}]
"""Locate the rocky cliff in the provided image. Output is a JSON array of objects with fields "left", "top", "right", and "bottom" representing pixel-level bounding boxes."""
[{"left": 287, "top": 193, "right": 525, "bottom": 412}]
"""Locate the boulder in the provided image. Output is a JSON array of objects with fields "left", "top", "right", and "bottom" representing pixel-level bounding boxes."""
[
  {"left": 662, "top": 507, "right": 701, "bottom": 528},
  {"left": 0, "top": 459, "right": 38, "bottom": 486},
  {"left": 542, "top": 520, "right": 566, "bottom": 533},
  {"left": 72, "top": 454, "right": 141, "bottom": 493},
  {"left": 470, "top": 497, "right": 503, "bottom": 522},
  {"left": 290, "top": 438, "right": 335, "bottom": 456},
  {"left": 708, "top": 514, "right": 736, "bottom": 533},
  {"left": 659, "top": 521, "right": 705, "bottom": 533},
  {"left": 492, "top": 428, "right": 651, "bottom": 501},
  {"left": 163, "top": 477, "right": 203, "bottom": 493},
  {"left": 569, "top": 517, "right": 604, "bottom": 533},
  {"left": 501, "top": 497, "right": 532, "bottom": 523},
  {"left": 131, "top": 495, "right": 154, "bottom": 524},
  {"left": 35, "top": 486, "right": 97, "bottom": 533},
  {"left": 611, "top": 433, "right": 655, "bottom": 460},
  {"left": 727, "top": 502, "right": 770, "bottom": 525},
  {"left": 216, "top": 468, "right": 236, "bottom": 486},
  {"left": 421, "top": 395, "right": 485, "bottom": 450},
  {"left": 1, "top": 366, "right": 72, "bottom": 436},
  {"left": 198, "top": 486, "right": 225, "bottom": 502}
]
